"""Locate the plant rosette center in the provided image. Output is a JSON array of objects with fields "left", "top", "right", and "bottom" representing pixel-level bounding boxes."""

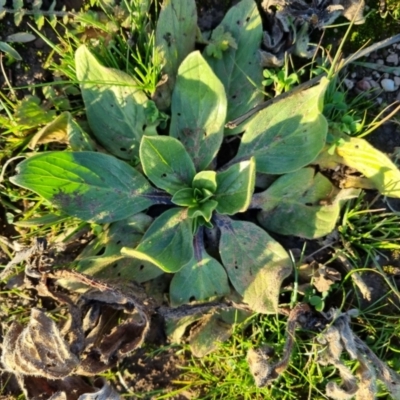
[{"left": 171, "top": 171, "right": 218, "bottom": 230}]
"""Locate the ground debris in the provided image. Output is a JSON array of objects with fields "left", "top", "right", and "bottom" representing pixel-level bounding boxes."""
[
  {"left": 0, "top": 239, "right": 151, "bottom": 399},
  {"left": 247, "top": 303, "right": 311, "bottom": 386},
  {"left": 248, "top": 306, "right": 400, "bottom": 399},
  {"left": 260, "top": 0, "right": 365, "bottom": 67}
]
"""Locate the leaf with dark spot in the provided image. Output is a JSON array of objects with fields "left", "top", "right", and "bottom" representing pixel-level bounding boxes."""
[{"left": 10, "top": 152, "right": 159, "bottom": 223}]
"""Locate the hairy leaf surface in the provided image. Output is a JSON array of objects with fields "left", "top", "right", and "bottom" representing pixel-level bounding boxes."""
[
  {"left": 215, "top": 158, "right": 255, "bottom": 214},
  {"left": 75, "top": 45, "right": 148, "bottom": 160},
  {"left": 140, "top": 135, "right": 196, "bottom": 194},
  {"left": 254, "top": 168, "right": 360, "bottom": 239},
  {"left": 122, "top": 208, "right": 193, "bottom": 273},
  {"left": 204, "top": 0, "right": 263, "bottom": 135},
  {"left": 170, "top": 231, "right": 229, "bottom": 306},
  {"left": 10, "top": 152, "right": 158, "bottom": 223},
  {"left": 155, "top": 0, "right": 197, "bottom": 108},
  {"left": 218, "top": 217, "right": 291, "bottom": 313},
  {"left": 65, "top": 215, "right": 163, "bottom": 288},
  {"left": 234, "top": 78, "right": 329, "bottom": 173},
  {"left": 170, "top": 51, "right": 227, "bottom": 170}
]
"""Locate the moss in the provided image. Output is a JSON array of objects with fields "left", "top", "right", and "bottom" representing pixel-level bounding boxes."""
[{"left": 345, "top": 6, "right": 400, "bottom": 52}]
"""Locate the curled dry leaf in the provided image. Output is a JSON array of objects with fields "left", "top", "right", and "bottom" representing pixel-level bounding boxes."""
[
  {"left": 316, "top": 308, "right": 400, "bottom": 400},
  {"left": 0, "top": 242, "right": 150, "bottom": 399},
  {"left": 313, "top": 264, "right": 341, "bottom": 293},
  {"left": 260, "top": 0, "right": 365, "bottom": 66},
  {"left": 248, "top": 306, "right": 400, "bottom": 400},
  {"left": 76, "top": 282, "right": 151, "bottom": 375},
  {"left": 1, "top": 308, "right": 79, "bottom": 379},
  {"left": 247, "top": 303, "right": 311, "bottom": 386}
]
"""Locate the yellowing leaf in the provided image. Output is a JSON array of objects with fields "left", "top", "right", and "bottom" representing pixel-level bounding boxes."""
[{"left": 336, "top": 136, "right": 400, "bottom": 198}]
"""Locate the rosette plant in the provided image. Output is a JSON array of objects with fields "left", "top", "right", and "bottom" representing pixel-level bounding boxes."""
[{"left": 9, "top": 0, "right": 400, "bottom": 335}]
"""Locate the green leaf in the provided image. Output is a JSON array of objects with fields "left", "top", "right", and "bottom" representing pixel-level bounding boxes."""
[
  {"left": 155, "top": 0, "right": 197, "bottom": 108},
  {"left": 170, "top": 230, "right": 230, "bottom": 306},
  {"left": 204, "top": 0, "right": 263, "bottom": 135},
  {"left": 75, "top": 45, "right": 148, "bottom": 160},
  {"left": 187, "top": 200, "right": 218, "bottom": 222},
  {"left": 121, "top": 208, "right": 194, "bottom": 273},
  {"left": 28, "top": 112, "right": 95, "bottom": 151},
  {"left": 234, "top": 78, "right": 329, "bottom": 174},
  {"left": 335, "top": 135, "right": 400, "bottom": 198},
  {"left": 140, "top": 135, "right": 196, "bottom": 194},
  {"left": 171, "top": 188, "right": 197, "bottom": 207},
  {"left": 192, "top": 171, "right": 217, "bottom": 193},
  {"left": 10, "top": 152, "right": 158, "bottom": 223},
  {"left": 0, "top": 41, "right": 22, "bottom": 60},
  {"left": 218, "top": 217, "right": 291, "bottom": 313},
  {"left": 254, "top": 168, "right": 360, "bottom": 239},
  {"left": 215, "top": 158, "right": 255, "bottom": 215},
  {"left": 170, "top": 51, "right": 227, "bottom": 170},
  {"left": 6, "top": 32, "right": 36, "bottom": 43},
  {"left": 60, "top": 214, "right": 162, "bottom": 291},
  {"left": 13, "top": 0, "right": 24, "bottom": 26}
]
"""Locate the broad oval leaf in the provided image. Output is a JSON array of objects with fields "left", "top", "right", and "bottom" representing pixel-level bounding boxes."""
[
  {"left": 215, "top": 158, "right": 255, "bottom": 215},
  {"left": 10, "top": 152, "right": 158, "bottom": 223},
  {"left": 171, "top": 188, "right": 197, "bottom": 207},
  {"left": 254, "top": 167, "right": 360, "bottom": 239},
  {"left": 6, "top": 32, "right": 36, "bottom": 43},
  {"left": 218, "top": 217, "right": 291, "bottom": 313},
  {"left": 121, "top": 208, "right": 194, "bottom": 273},
  {"left": 75, "top": 45, "right": 148, "bottom": 160},
  {"left": 204, "top": 0, "right": 263, "bottom": 135},
  {"left": 336, "top": 135, "right": 400, "bottom": 198},
  {"left": 155, "top": 0, "right": 197, "bottom": 109},
  {"left": 170, "top": 231, "right": 229, "bottom": 306},
  {"left": 68, "top": 214, "right": 163, "bottom": 287},
  {"left": 170, "top": 51, "right": 227, "bottom": 170},
  {"left": 192, "top": 171, "right": 217, "bottom": 193},
  {"left": 140, "top": 135, "right": 195, "bottom": 194},
  {"left": 234, "top": 78, "right": 329, "bottom": 174}
]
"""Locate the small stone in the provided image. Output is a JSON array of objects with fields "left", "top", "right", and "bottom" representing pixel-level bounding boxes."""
[
  {"left": 343, "top": 78, "right": 354, "bottom": 90},
  {"left": 394, "top": 76, "right": 400, "bottom": 86},
  {"left": 372, "top": 71, "right": 380, "bottom": 79},
  {"left": 356, "top": 79, "right": 371, "bottom": 91},
  {"left": 376, "top": 97, "right": 383, "bottom": 105},
  {"left": 351, "top": 72, "right": 357, "bottom": 79},
  {"left": 386, "top": 53, "right": 399, "bottom": 66},
  {"left": 376, "top": 59, "right": 384, "bottom": 65},
  {"left": 369, "top": 80, "right": 381, "bottom": 90},
  {"left": 381, "top": 78, "right": 396, "bottom": 92}
]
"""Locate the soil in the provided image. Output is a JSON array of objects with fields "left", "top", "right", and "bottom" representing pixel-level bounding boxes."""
[{"left": 1, "top": 0, "right": 400, "bottom": 399}]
